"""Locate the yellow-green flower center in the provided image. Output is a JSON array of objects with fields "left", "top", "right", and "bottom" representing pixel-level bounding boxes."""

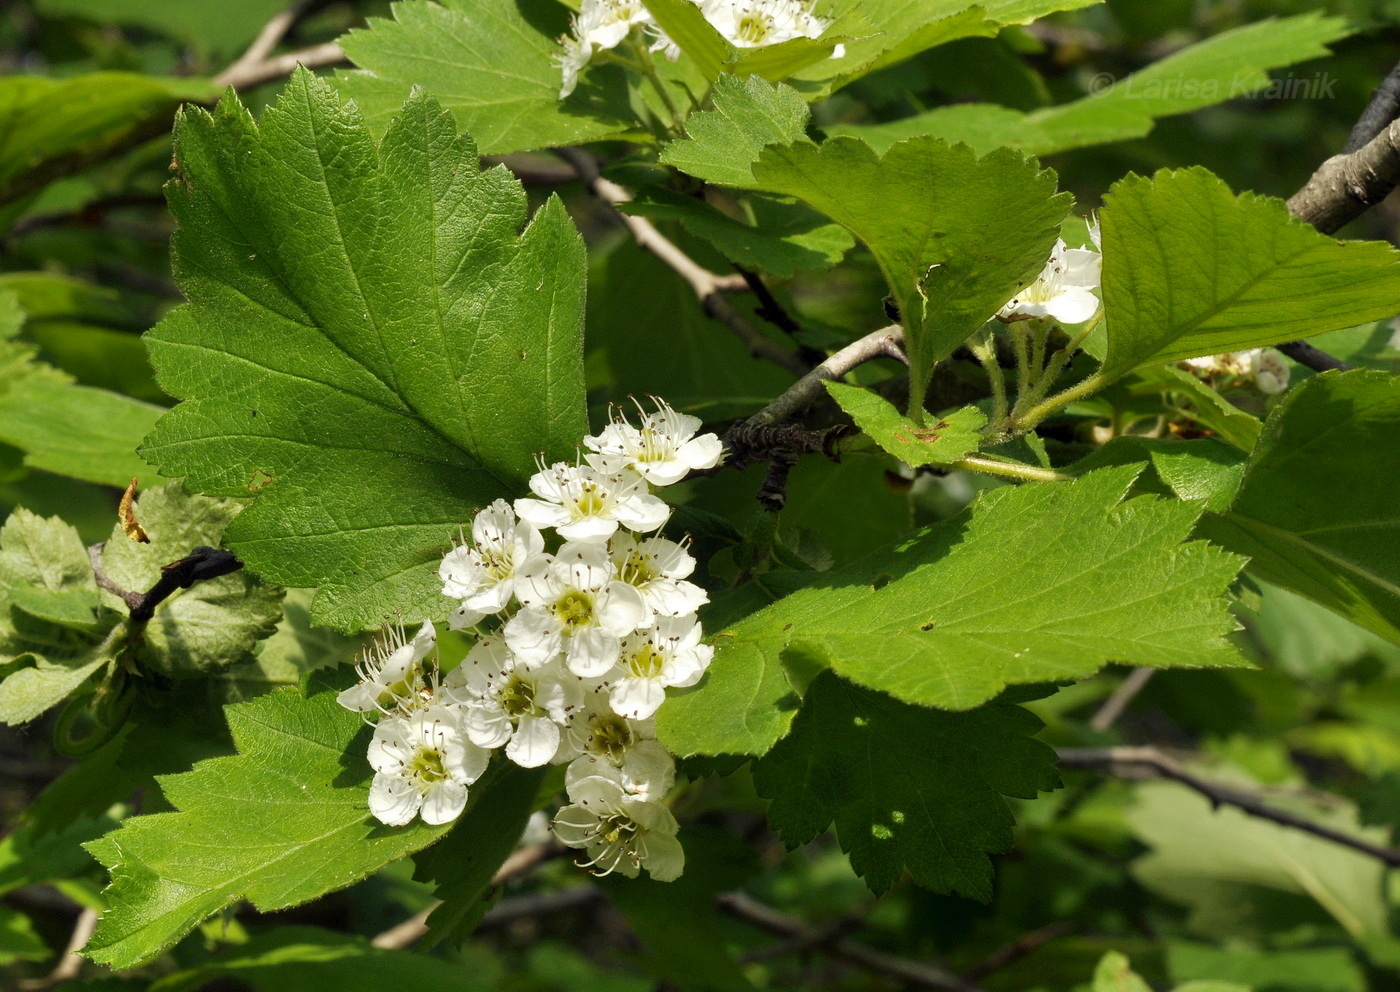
[
  {"left": 736, "top": 14, "right": 772, "bottom": 44},
  {"left": 553, "top": 590, "right": 596, "bottom": 628},
  {"left": 589, "top": 713, "right": 636, "bottom": 764},
  {"left": 572, "top": 485, "right": 608, "bottom": 518},
  {"left": 626, "top": 643, "right": 665, "bottom": 680},
  {"left": 409, "top": 747, "right": 447, "bottom": 785},
  {"left": 500, "top": 674, "right": 538, "bottom": 718}
]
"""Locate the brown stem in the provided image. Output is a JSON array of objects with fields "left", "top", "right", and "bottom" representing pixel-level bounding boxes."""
[
  {"left": 554, "top": 147, "right": 809, "bottom": 377},
  {"left": 1088, "top": 667, "right": 1156, "bottom": 732},
  {"left": 746, "top": 325, "right": 906, "bottom": 429},
  {"left": 1058, "top": 746, "right": 1400, "bottom": 867},
  {"left": 370, "top": 842, "right": 559, "bottom": 949},
  {"left": 717, "top": 892, "right": 984, "bottom": 992}
]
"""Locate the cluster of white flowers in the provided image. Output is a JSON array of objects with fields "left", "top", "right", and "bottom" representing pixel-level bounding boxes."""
[
  {"left": 339, "top": 399, "right": 723, "bottom": 882},
  {"left": 557, "top": 0, "right": 837, "bottom": 98},
  {"left": 1182, "top": 348, "right": 1290, "bottom": 395},
  {"left": 997, "top": 217, "right": 1103, "bottom": 324}
]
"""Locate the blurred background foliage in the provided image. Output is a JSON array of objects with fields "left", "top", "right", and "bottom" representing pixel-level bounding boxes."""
[{"left": 4, "top": 0, "right": 1400, "bottom": 989}]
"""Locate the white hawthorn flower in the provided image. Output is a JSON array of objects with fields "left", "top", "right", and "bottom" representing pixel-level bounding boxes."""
[
  {"left": 584, "top": 398, "right": 723, "bottom": 486},
  {"left": 443, "top": 638, "right": 581, "bottom": 768},
  {"left": 1253, "top": 349, "right": 1290, "bottom": 394},
  {"left": 567, "top": 738, "right": 676, "bottom": 802},
  {"left": 609, "top": 531, "right": 708, "bottom": 618},
  {"left": 552, "top": 773, "right": 684, "bottom": 880},
  {"left": 337, "top": 619, "right": 437, "bottom": 717},
  {"left": 562, "top": 691, "right": 657, "bottom": 766},
  {"left": 555, "top": 32, "right": 592, "bottom": 99},
  {"left": 697, "top": 0, "right": 830, "bottom": 49},
  {"left": 997, "top": 236, "right": 1102, "bottom": 324},
  {"left": 515, "top": 461, "right": 669, "bottom": 542},
  {"left": 1183, "top": 348, "right": 1289, "bottom": 395},
  {"left": 507, "top": 541, "right": 650, "bottom": 677},
  {"left": 607, "top": 616, "right": 713, "bottom": 720},
  {"left": 556, "top": 0, "right": 654, "bottom": 98},
  {"left": 367, "top": 706, "right": 490, "bottom": 826},
  {"left": 439, "top": 499, "right": 543, "bottom": 629}
]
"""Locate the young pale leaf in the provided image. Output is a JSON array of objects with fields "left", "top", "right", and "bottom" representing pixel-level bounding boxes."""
[
  {"left": 1098, "top": 168, "right": 1400, "bottom": 380},
  {"left": 140, "top": 72, "right": 587, "bottom": 631},
  {"left": 620, "top": 189, "right": 853, "bottom": 278},
  {"left": 409, "top": 762, "right": 547, "bottom": 948},
  {"left": 748, "top": 135, "right": 1069, "bottom": 409},
  {"left": 1200, "top": 370, "right": 1400, "bottom": 644},
  {"left": 829, "top": 13, "right": 1350, "bottom": 156},
  {"left": 100, "top": 481, "right": 283, "bottom": 678},
  {"left": 0, "top": 508, "right": 114, "bottom": 725},
  {"left": 1128, "top": 779, "right": 1389, "bottom": 938},
  {"left": 660, "top": 74, "right": 811, "bottom": 187},
  {"left": 659, "top": 467, "right": 1246, "bottom": 757},
  {"left": 753, "top": 672, "right": 1059, "bottom": 898},
  {"left": 215, "top": 588, "right": 358, "bottom": 703},
  {"left": 826, "top": 382, "right": 985, "bottom": 466},
  {"left": 83, "top": 675, "right": 452, "bottom": 969},
  {"left": 336, "top": 0, "right": 637, "bottom": 154}
]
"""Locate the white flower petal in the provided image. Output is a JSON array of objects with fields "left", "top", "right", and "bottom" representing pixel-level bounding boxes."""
[
  {"left": 507, "top": 715, "right": 562, "bottom": 768},
  {"left": 420, "top": 780, "right": 469, "bottom": 825},
  {"left": 369, "top": 772, "right": 420, "bottom": 826}
]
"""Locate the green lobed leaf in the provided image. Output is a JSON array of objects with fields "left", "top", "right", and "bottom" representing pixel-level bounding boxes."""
[
  {"left": 1200, "top": 370, "right": 1400, "bottom": 645},
  {"left": 661, "top": 466, "right": 1246, "bottom": 757},
  {"left": 83, "top": 674, "right": 453, "bottom": 969},
  {"left": 1098, "top": 168, "right": 1400, "bottom": 379},
  {"left": 336, "top": 0, "right": 638, "bottom": 154},
  {"left": 619, "top": 188, "right": 854, "bottom": 278},
  {"left": 139, "top": 73, "right": 588, "bottom": 631},
  {"left": 215, "top": 588, "right": 360, "bottom": 703},
  {"left": 753, "top": 671, "right": 1060, "bottom": 898},
  {"left": 830, "top": 14, "right": 1350, "bottom": 156},
  {"left": 100, "top": 481, "right": 284, "bottom": 678},
  {"left": 826, "top": 382, "right": 986, "bottom": 466},
  {"left": 0, "top": 73, "right": 215, "bottom": 208},
  {"left": 660, "top": 74, "right": 811, "bottom": 188},
  {"left": 747, "top": 134, "right": 1069, "bottom": 409}
]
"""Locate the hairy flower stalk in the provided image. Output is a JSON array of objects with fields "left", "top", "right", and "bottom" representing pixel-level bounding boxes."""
[{"left": 340, "top": 397, "right": 717, "bottom": 878}]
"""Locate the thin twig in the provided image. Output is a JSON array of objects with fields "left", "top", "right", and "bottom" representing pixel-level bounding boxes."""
[
  {"left": 733, "top": 265, "right": 826, "bottom": 366},
  {"left": 211, "top": 2, "right": 345, "bottom": 91},
  {"left": 1345, "top": 58, "right": 1400, "bottom": 153},
  {"left": 746, "top": 325, "right": 906, "bottom": 428},
  {"left": 212, "top": 41, "right": 346, "bottom": 91},
  {"left": 18, "top": 907, "right": 98, "bottom": 990},
  {"left": 370, "top": 842, "right": 557, "bottom": 949},
  {"left": 717, "top": 892, "right": 983, "bottom": 992},
  {"left": 555, "top": 147, "right": 809, "bottom": 377},
  {"left": 477, "top": 885, "right": 602, "bottom": 928},
  {"left": 1058, "top": 746, "right": 1400, "bottom": 867},
  {"left": 88, "top": 543, "right": 142, "bottom": 613},
  {"left": 1275, "top": 340, "right": 1354, "bottom": 374},
  {"left": 962, "top": 922, "right": 1078, "bottom": 981},
  {"left": 1089, "top": 667, "right": 1157, "bottom": 732}
]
